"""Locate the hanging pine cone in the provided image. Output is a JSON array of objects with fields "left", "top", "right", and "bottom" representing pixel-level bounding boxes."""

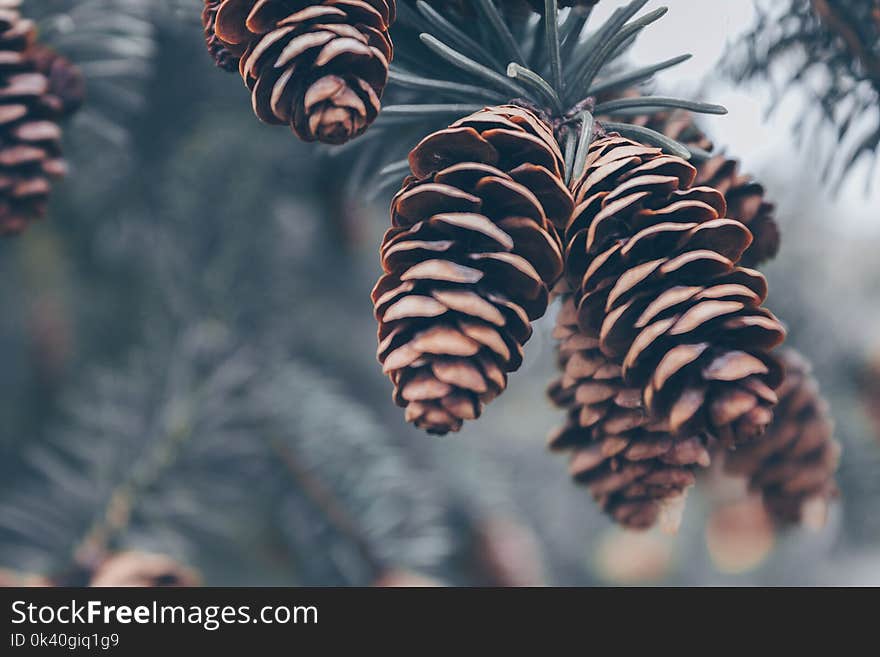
[
  {"left": 0, "top": 5, "right": 73, "bottom": 236},
  {"left": 202, "top": 0, "right": 241, "bottom": 72},
  {"left": 643, "top": 111, "right": 780, "bottom": 269},
  {"left": 26, "top": 44, "right": 86, "bottom": 119},
  {"left": 548, "top": 294, "right": 711, "bottom": 529},
  {"left": 373, "top": 105, "right": 572, "bottom": 434},
  {"left": 564, "top": 135, "right": 786, "bottom": 448},
  {"left": 723, "top": 349, "right": 840, "bottom": 527},
  {"left": 210, "top": 0, "right": 395, "bottom": 145}
]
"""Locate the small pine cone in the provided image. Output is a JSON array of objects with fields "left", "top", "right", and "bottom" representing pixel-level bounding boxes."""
[
  {"left": 644, "top": 111, "right": 780, "bottom": 268},
  {"left": 723, "top": 349, "right": 840, "bottom": 527},
  {"left": 202, "top": 0, "right": 241, "bottom": 71},
  {"left": 564, "top": 135, "right": 787, "bottom": 447},
  {"left": 89, "top": 551, "right": 201, "bottom": 587},
  {"left": 214, "top": 0, "right": 395, "bottom": 145},
  {"left": 0, "top": 7, "right": 70, "bottom": 236},
  {"left": 26, "top": 44, "right": 86, "bottom": 118},
  {"left": 548, "top": 295, "right": 711, "bottom": 529},
  {"left": 373, "top": 105, "right": 572, "bottom": 435},
  {"left": 692, "top": 156, "right": 779, "bottom": 269}
]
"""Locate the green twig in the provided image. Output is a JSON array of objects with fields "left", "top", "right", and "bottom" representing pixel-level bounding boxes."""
[
  {"left": 507, "top": 64, "right": 563, "bottom": 112},
  {"left": 415, "top": 1, "right": 500, "bottom": 68},
  {"left": 382, "top": 104, "right": 485, "bottom": 117},
  {"left": 575, "top": 6, "right": 669, "bottom": 99},
  {"left": 595, "top": 96, "right": 727, "bottom": 115},
  {"left": 588, "top": 54, "right": 693, "bottom": 96},
  {"left": 389, "top": 69, "right": 508, "bottom": 103},
  {"left": 475, "top": 0, "right": 526, "bottom": 66},
  {"left": 601, "top": 121, "right": 691, "bottom": 159},
  {"left": 545, "top": 0, "right": 563, "bottom": 93},
  {"left": 571, "top": 111, "right": 596, "bottom": 185},
  {"left": 419, "top": 33, "right": 528, "bottom": 98}
]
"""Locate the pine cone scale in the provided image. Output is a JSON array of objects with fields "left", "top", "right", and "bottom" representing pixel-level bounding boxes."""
[{"left": 637, "top": 110, "right": 780, "bottom": 268}]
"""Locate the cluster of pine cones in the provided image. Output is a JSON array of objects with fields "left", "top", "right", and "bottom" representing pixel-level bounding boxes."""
[
  {"left": 199, "top": 1, "right": 610, "bottom": 144},
  {"left": 371, "top": 104, "right": 839, "bottom": 530},
  {"left": 199, "top": 1, "right": 841, "bottom": 532},
  {"left": 0, "top": 0, "right": 84, "bottom": 236}
]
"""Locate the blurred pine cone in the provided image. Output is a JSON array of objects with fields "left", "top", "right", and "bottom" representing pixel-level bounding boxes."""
[
  {"left": 723, "top": 349, "right": 840, "bottom": 527},
  {"left": 373, "top": 105, "right": 572, "bottom": 434},
  {"left": 469, "top": 515, "right": 546, "bottom": 586},
  {"left": 548, "top": 295, "right": 711, "bottom": 529},
  {"left": 564, "top": 135, "right": 786, "bottom": 447},
  {"left": 0, "top": 5, "right": 76, "bottom": 236},
  {"left": 210, "top": 0, "right": 395, "bottom": 144},
  {"left": 643, "top": 111, "right": 780, "bottom": 269},
  {"left": 202, "top": 0, "right": 240, "bottom": 72},
  {"left": 26, "top": 44, "right": 86, "bottom": 119},
  {"left": 89, "top": 552, "right": 201, "bottom": 587},
  {"left": 705, "top": 496, "right": 775, "bottom": 573}
]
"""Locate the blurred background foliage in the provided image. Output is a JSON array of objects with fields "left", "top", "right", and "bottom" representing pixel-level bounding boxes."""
[{"left": 0, "top": 0, "right": 879, "bottom": 586}]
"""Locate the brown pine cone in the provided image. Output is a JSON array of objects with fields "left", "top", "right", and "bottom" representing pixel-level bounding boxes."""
[
  {"left": 548, "top": 295, "right": 711, "bottom": 529},
  {"left": 564, "top": 135, "right": 786, "bottom": 447},
  {"left": 373, "top": 105, "right": 572, "bottom": 434},
  {"left": 644, "top": 111, "right": 780, "bottom": 269},
  {"left": 89, "top": 552, "right": 201, "bottom": 587},
  {"left": 202, "top": 0, "right": 241, "bottom": 72},
  {"left": 212, "top": 0, "right": 395, "bottom": 145},
  {"left": 0, "top": 6, "right": 70, "bottom": 236},
  {"left": 723, "top": 349, "right": 840, "bottom": 527},
  {"left": 26, "top": 44, "right": 86, "bottom": 119}
]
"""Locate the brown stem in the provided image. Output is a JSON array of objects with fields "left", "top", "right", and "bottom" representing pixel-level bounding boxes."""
[
  {"left": 72, "top": 421, "right": 192, "bottom": 573},
  {"left": 811, "top": 0, "right": 880, "bottom": 86},
  {"left": 268, "top": 437, "right": 386, "bottom": 579}
]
